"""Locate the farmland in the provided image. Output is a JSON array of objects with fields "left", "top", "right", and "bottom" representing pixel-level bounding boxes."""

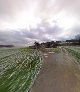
[
  {"left": 65, "top": 46, "right": 80, "bottom": 62},
  {"left": 0, "top": 48, "right": 42, "bottom": 92},
  {"left": 0, "top": 46, "right": 80, "bottom": 92}
]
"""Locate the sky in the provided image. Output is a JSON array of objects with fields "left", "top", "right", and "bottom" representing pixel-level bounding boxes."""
[{"left": 0, "top": 0, "right": 80, "bottom": 46}]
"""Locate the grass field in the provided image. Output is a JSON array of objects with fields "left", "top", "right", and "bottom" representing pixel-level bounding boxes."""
[
  {"left": 65, "top": 46, "right": 80, "bottom": 62},
  {"left": 1, "top": 46, "right": 80, "bottom": 92},
  {"left": 0, "top": 48, "right": 42, "bottom": 92},
  {"left": 46, "top": 47, "right": 60, "bottom": 53}
]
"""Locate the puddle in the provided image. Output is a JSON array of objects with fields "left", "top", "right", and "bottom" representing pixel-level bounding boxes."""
[
  {"left": 43, "top": 53, "right": 48, "bottom": 58},
  {"left": 48, "top": 52, "right": 54, "bottom": 54}
]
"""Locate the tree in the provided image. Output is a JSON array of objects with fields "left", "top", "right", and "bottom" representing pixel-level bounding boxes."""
[{"left": 34, "top": 42, "right": 40, "bottom": 49}]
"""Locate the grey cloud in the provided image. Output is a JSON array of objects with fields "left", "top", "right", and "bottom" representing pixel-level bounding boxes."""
[
  {"left": 0, "top": 0, "right": 80, "bottom": 46},
  {"left": 55, "top": 0, "right": 80, "bottom": 18},
  {"left": 0, "top": 23, "right": 80, "bottom": 46},
  {"left": 70, "top": 26, "right": 80, "bottom": 38},
  {"left": 0, "top": 0, "right": 80, "bottom": 20},
  {"left": 0, "top": 22, "right": 64, "bottom": 45},
  {"left": 0, "top": 31, "right": 27, "bottom": 45},
  {"left": 0, "top": 0, "right": 27, "bottom": 14},
  {"left": 0, "top": 0, "right": 37, "bottom": 20}
]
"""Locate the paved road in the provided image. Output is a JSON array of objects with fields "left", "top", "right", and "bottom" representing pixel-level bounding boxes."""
[{"left": 30, "top": 49, "right": 80, "bottom": 92}]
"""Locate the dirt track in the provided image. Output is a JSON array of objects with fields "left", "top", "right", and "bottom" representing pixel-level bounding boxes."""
[{"left": 30, "top": 49, "right": 80, "bottom": 92}]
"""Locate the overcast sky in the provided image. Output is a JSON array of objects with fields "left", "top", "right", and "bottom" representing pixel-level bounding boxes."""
[{"left": 0, "top": 0, "right": 80, "bottom": 46}]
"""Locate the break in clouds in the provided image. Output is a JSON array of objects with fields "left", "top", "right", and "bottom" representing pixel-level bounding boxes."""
[{"left": 0, "top": 0, "right": 80, "bottom": 46}]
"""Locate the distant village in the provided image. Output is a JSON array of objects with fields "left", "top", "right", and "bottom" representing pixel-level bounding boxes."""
[{"left": 30, "top": 38, "right": 80, "bottom": 49}]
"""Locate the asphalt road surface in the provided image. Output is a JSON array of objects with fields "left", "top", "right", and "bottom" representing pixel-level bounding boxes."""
[{"left": 30, "top": 49, "right": 80, "bottom": 92}]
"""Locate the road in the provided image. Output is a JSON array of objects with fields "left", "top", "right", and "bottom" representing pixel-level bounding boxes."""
[{"left": 30, "top": 49, "right": 80, "bottom": 92}]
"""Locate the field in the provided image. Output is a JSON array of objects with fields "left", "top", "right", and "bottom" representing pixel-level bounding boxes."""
[
  {"left": 0, "top": 46, "right": 80, "bottom": 92},
  {"left": 65, "top": 46, "right": 80, "bottom": 62},
  {"left": 0, "top": 48, "right": 42, "bottom": 92}
]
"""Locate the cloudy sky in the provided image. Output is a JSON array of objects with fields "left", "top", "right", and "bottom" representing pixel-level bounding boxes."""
[{"left": 0, "top": 0, "right": 80, "bottom": 46}]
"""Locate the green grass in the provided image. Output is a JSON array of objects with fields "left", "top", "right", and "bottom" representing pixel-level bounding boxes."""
[
  {"left": 47, "top": 47, "right": 60, "bottom": 53},
  {"left": 65, "top": 47, "right": 80, "bottom": 63},
  {"left": 0, "top": 48, "right": 42, "bottom": 92},
  {"left": 51, "top": 47, "right": 60, "bottom": 53}
]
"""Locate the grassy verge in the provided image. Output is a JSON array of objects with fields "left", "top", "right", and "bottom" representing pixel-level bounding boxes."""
[
  {"left": 52, "top": 48, "right": 60, "bottom": 53},
  {"left": 46, "top": 47, "right": 60, "bottom": 53},
  {"left": 48, "top": 47, "right": 60, "bottom": 53},
  {"left": 65, "top": 47, "right": 80, "bottom": 63}
]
